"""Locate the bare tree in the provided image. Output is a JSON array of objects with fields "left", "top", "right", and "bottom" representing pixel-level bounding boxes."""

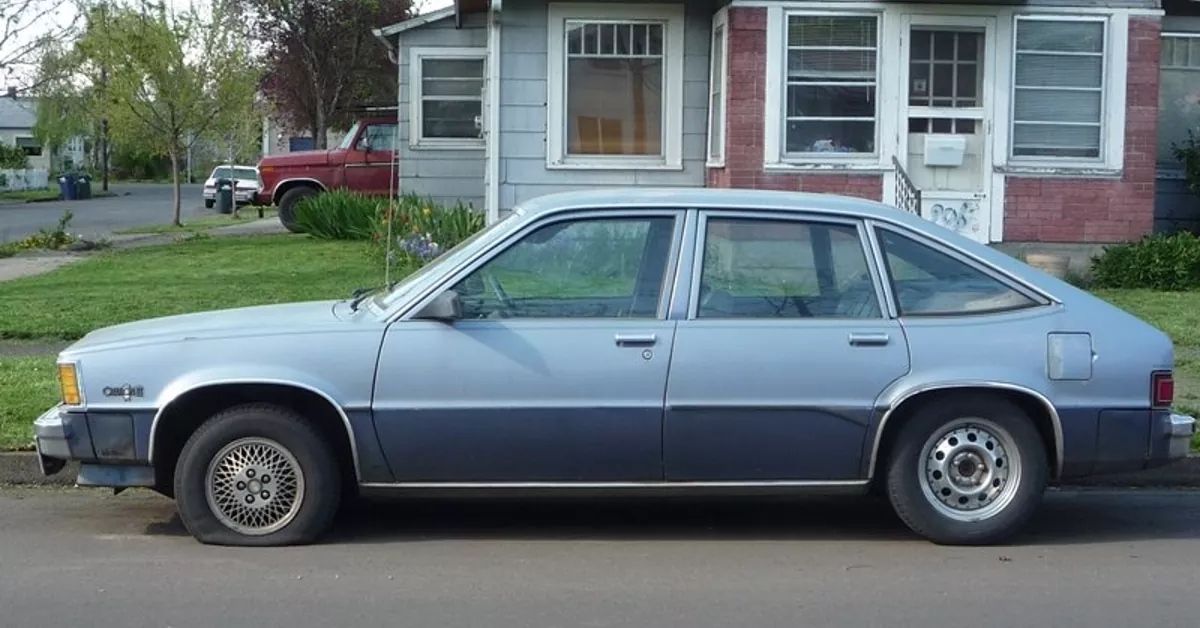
[{"left": 0, "top": 0, "right": 82, "bottom": 92}]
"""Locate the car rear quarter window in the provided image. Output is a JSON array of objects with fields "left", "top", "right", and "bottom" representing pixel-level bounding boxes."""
[
  {"left": 696, "top": 217, "right": 882, "bottom": 319},
  {"left": 875, "top": 227, "right": 1039, "bottom": 316}
]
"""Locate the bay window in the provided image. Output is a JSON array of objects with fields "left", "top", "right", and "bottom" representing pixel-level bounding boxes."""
[
  {"left": 783, "top": 14, "right": 880, "bottom": 158},
  {"left": 546, "top": 3, "right": 685, "bottom": 169},
  {"left": 1158, "top": 33, "right": 1200, "bottom": 171},
  {"left": 707, "top": 8, "right": 729, "bottom": 167},
  {"left": 1010, "top": 16, "right": 1107, "bottom": 161}
]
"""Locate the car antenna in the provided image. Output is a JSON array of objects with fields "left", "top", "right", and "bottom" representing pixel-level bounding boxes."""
[{"left": 384, "top": 120, "right": 398, "bottom": 290}]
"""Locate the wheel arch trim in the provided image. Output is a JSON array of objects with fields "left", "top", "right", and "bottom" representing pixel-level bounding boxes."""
[
  {"left": 271, "top": 178, "right": 328, "bottom": 204},
  {"left": 867, "top": 381, "right": 1064, "bottom": 481},
  {"left": 147, "top": 378, "right": 362, "bottom": 482}
]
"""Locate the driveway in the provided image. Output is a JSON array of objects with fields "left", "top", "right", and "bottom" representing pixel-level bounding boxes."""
[
  {"left": 1, "top": 487, "right": 1198, "bottom": 627},
  {"left": 0, "top": 183, "right": 210, "bottom": 244}
]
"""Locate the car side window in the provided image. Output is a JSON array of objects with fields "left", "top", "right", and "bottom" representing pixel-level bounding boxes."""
[
  {"left": 451, "top": 215, "right": 677, "bottom": 319},
  {"left": 697, "top": 217, "right": 881, "bottom": 319},
  {"left": 358, "top": 124, "right": 398, "bottom": 152},
  {"left": 875, "top": 227, "right": 1039, "bottom": 316}
]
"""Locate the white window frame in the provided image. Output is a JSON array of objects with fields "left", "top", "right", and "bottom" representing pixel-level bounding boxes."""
[
  {"left": 1006, "top": 14, "right": 1126, "bottom": 170},
  {"left": 409, "top": 46, "right": 487, "bottom": 151},
  {"left": 706, "top": 7, "right": 730, "bottom": 168},
  {"left": 545, "top": 2, "right": 686, "bottom": 171},
  {"left": 763, "top": 9, "right": 885, "bottom": 170}
]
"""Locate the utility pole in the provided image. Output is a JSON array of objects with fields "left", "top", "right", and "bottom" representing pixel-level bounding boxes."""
[{"left": 99, "top": 2, "right": 110, "bottom": 192}]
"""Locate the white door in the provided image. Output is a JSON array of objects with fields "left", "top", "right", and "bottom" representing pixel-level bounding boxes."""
[{"left": 899, "top": 16, "right": 997, "bottom": 243}]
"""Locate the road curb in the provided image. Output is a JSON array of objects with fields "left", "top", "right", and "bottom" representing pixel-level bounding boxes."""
[
  {"left": 0, "top": 452, "right": 78, "bottom": 486},
  {"left": 2, "top": 451, "right": 1198, "bottom": 489}
]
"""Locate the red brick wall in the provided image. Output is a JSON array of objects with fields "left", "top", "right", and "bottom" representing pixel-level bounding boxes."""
[
  {"left": 707, "top": 7, "right": 883, "bottom": 201},
  {"left": 1002, "top": 17, "right": 1160, "bottom": 243},
  {"left": 711, "top": 9, "right": 1159, "bottom": 244}
]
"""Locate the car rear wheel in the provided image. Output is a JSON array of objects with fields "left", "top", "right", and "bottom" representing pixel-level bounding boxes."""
[
  {"left": 884, "top": 395, "right": 1048, "bottom": 545},
  {"left": 204, "top": 199, "right": 214, "bottom": 209},
  {"left": 174, "top": 403, "right": 341, "bottom": 546},
  {"left": 277, "top": 186, "right": 317, "bottom": 233}
]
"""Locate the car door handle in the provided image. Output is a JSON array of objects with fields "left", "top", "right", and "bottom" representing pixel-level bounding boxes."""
[
  {"left": 614, "top": 333, "right": 658, "bottom": 347},
  {"left": 848, "top": 332, "right": 890, "bottom": 347}
]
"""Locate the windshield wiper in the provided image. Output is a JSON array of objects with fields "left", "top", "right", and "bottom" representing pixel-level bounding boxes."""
[{"left": 348, "top": 286, "right": 379, "bottom": 311}]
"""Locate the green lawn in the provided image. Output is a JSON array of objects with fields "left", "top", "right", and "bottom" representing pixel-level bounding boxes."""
[
  {"left": 0, "top": 356, "right": 57, "bottom": 451},
  {"left": 113, "top": 208, "right": 279, "bottom": 235},
  {"left": 0, "top": 234, "right": 384, "bottom": 340},
  {"left": 0, "top": 188, "right": 59, "bottom": 202}
]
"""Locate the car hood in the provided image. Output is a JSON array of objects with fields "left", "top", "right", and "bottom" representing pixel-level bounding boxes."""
[
  {"left": 258, "top": 150, "right": 331, "bottom": 168},
  {"left": 63, "top": 300, "right": 343, "bottom": 354}
]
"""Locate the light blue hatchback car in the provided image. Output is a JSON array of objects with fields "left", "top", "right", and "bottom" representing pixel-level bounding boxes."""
[{"left": 34, "top": 188, "right": 1196, "bottom": 546}]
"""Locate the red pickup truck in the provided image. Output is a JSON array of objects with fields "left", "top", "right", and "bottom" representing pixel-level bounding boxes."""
[{"left": 256, "top": 116, "right": 399, "bottom": 232}]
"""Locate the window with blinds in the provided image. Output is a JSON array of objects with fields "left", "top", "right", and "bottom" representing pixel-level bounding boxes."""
[
  {"left": 1158, "top": 34, "right": 1200, "bottom": 169},
  {"left": 1010, "top": 17, "right": 1107, "bottom": 160},
  {"left": 784, "top": 14, "right": 879, "bottom": 156}
]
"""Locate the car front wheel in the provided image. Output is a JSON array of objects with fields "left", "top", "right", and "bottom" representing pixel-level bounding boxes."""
[
  {"left": 884, "top": 395, "right": 1048, "bottom": 545},
  {"left": 174, "top": 403, "right": 341, "bottom": 546},
  {"left": 277, "top": 187, "right": 317, "bottom": 233}
]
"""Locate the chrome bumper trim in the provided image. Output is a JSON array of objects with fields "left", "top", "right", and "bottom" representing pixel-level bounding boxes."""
[{"left": 1167, "top": 413, "right": 1196, "bottom": 460}]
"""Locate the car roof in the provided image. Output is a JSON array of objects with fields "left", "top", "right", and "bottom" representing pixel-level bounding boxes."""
[
  {"left": 516, "top": 187, "right": 919, "bottom": 224},
  {"left": 510, "top": 186, "right": 1084, "bottom": 305}
]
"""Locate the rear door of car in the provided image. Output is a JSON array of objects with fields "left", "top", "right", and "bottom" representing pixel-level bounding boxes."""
[
  {"left": 662, "top": 209, "right": 911, "bottom": 482},
  {"left": 372, "top": 207, "right": 685, "bottom": 482}
]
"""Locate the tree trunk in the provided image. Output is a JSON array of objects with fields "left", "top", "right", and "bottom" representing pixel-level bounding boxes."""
[
  {"left": 170, "top": 149, "right": 181, "bottom": 227},
  {"left": 314, "top": 105, "right": 327, "bottom": 150}
]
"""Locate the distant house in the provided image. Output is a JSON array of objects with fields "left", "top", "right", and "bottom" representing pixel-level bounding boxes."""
[
  {"left": 374, "top": 0, "right": 1200, "bottom": 254},
  {"left": 0, "top": 94, "right": 85, "bottom": 172}
]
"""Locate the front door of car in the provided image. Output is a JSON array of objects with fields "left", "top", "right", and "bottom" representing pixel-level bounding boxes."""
[
  {"left": 663, "top": 211, "right": 911, "bottom": 482},
  {"left": 344, "top": 122, "right": 398, "bottom": 195},
  {"left": 372, "top": 209, "right": 683, "bottom": 482}
]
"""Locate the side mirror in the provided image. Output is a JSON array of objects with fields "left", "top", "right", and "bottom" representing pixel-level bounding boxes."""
[{"left": 413, "top": 290, "right": 462, "bottom": 322}]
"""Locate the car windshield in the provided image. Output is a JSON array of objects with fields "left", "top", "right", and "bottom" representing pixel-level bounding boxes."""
[
  {"left": 337, "top": 121, "right": 363, "bottom": 149},
  {"left": 371, "top": 211, "right": 522, "bottom": 310},
  {"left": 211, "top": 166, "right": 258, "bottom": 180}
]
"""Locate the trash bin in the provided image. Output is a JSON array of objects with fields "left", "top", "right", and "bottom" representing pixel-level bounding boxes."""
[
  {"left": 215, "top": 178, "right": 234, "bottom": 214},
  {"left": 58, "top": 173, "right": 77, "bottom": 201},
  {"left": 74, "top": 174, "right": 92, "bottom": 200}
]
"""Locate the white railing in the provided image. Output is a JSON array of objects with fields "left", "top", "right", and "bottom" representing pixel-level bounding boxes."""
[{"left": 0, "top": 169, "right": 50, "bottom": 191}]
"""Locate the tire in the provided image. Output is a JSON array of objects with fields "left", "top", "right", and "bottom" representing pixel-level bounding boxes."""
[
  {"left": 173, "top": 403, "right": 342, "bottom": 547},
  {"left": 204, "top": 199, "right": 214, "bottom": 209},
  {"left": 884, "top": 394, "right": 1048, "bottom": 546},
  {"left": 277, "top": 186, "right": 318, "bottom": 234}
]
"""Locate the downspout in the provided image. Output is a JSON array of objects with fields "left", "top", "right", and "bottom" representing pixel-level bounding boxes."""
[{"left": 486, "top": 0, "right": 502, "bottom": 224}]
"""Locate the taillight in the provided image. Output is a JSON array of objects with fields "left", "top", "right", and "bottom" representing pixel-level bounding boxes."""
[{"left": 1152, "top": 370, "right": 1174, "bottom": 408}]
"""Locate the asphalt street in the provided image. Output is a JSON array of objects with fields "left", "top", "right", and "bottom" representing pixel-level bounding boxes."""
[
  {"left": 0, "top": 183, "right": 208, "bottom": 244},
  {"left": 1, "top": 487, "right": 1198, "bottom": 627}
]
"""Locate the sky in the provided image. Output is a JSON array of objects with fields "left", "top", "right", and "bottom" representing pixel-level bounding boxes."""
[{"left": 3, "top": 0, "right": 454, "bottom": 92}]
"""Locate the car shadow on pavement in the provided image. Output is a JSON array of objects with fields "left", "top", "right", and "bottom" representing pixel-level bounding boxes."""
[{"left": 134, "top": 489, "right": 1200, "bottom": 546}]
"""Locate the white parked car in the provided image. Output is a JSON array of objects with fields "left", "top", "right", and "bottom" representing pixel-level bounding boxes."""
[{"left": 202, "top": 165, "right": 260, "bottom": 209}]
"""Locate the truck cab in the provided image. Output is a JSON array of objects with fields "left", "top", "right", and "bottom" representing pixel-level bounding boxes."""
[{"left": 256, "top": 116, "right": 399, "bottom": 232}]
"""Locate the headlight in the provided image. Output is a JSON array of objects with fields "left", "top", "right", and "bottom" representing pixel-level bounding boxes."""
[{"left": 58, "top": 362, "right": 82, "bottom": 406}]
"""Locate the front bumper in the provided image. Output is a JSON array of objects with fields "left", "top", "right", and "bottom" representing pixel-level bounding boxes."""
[
  {"left": 33, "top": 405, "right": 156, "bottom": 488},
  {"left": 202, "top": 189, "right": 257, "bottom": 203}
]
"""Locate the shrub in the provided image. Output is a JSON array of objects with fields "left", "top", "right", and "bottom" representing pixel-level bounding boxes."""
[
  {"left": 14, "top": 210, "right": 78, "bottom": 251},
  {"left": 372, "top": 193, "right": 485, "bottom": 266},
  {"left": 1090, "top": 231, "right": 1200, "bottom": 290},
  {"left": 294, "top": 189, "right": 384, "bottom": 241},
  {"left": 1171, "top": 129, "right": 1200, "bottom": 197}
]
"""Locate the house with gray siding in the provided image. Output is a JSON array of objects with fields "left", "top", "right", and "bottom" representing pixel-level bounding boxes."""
[{"left": 375, "top": 0, "right": 1199, "bottom": 252}]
